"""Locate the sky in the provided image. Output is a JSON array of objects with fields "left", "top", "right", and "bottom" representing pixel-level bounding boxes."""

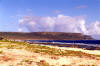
[{"left": 0, "top": 0, "right": 100, "bottom": 39}]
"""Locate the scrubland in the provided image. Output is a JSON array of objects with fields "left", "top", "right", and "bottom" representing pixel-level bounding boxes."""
[{"left": 0, "top": 40, "right": 100, "bottom": 66}]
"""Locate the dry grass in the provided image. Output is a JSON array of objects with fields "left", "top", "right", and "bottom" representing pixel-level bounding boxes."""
[
  {"left": 0, "top": 40, "right": 100, "bottom": 66},
  {"left": 0, "top": 41, "right": 94, "bottom": 57}
]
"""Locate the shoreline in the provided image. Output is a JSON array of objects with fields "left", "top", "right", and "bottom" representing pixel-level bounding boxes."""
[
  {"left": 41, "top": 44, "right": 100, "bottom": 55},
  {"left": 0, "top": 40, "right": 100, "bottom": 65},
  {"left": 28, "top": 42, "right": 100, "bottom": 50}
]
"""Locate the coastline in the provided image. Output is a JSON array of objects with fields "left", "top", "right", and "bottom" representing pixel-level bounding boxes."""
[
  {"left": 44, "top": 45, "right": 100, "bottom": 55},
  {"left": 0, "top": 40, "right": 100, "bottom": 66},
  {"left": 28, "top": 42, "right": 100, "bottom": 50}
]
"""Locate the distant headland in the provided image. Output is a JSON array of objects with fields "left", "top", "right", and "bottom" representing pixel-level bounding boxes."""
[{"left": 0, "top": 32, "right": 94, "bottom": 40}]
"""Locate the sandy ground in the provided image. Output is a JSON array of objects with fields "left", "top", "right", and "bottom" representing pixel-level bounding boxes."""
[
  {"left": 0, "top": 46, "right": 100, "bottom": 66},
  {"left": 46, "top": 45, "right": 100, "bottom": 55}
]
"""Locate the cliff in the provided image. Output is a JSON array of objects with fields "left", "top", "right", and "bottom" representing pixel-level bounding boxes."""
[{"left": 0, "top": 32, "right": 93, "bottom": 40}]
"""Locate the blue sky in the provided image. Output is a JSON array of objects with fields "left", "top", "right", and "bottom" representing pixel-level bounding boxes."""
[{"left": 0, "top": 0, "right": 100, "bottom": 32}]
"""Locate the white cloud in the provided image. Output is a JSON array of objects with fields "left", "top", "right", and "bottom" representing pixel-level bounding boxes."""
[
  {"left": 18, "top": 15, "right": 87, "bottom": 33},
  {"left": 18, "top": 28, "right": 22, "bottom": 32},
  {"left": 18, "top": 14, "right": 100, "bottom": 39},
  {"left": 88, "top": 21, "right": 100, "bottom": 35}
]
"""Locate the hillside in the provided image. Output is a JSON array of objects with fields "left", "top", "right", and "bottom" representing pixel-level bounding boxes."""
[{"left": 0, "top": 32, "right": 93, "bottom": 40}]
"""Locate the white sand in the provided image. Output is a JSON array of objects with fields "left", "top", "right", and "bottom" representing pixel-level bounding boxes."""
[
  {"left": 43, "top": 45, "right": 100, "bottom": 55},
  {"left": 0, "top": 46, "right": 100, "bottom": 66},
  {"left": 0, "top": 41, "right": 100, "bottom": 66}
]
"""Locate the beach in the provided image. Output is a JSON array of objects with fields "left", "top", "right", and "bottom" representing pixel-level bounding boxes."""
[{"left": 0, "top": 40, "right": 100, "bottom": 66}]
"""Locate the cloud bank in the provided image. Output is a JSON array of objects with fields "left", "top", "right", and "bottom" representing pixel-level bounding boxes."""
[{"left": 18, "top": 14, "right": 100, "bottom": 39}]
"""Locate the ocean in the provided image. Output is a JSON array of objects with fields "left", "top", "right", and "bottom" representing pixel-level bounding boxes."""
[{"left": 27, "top": 40, "right": 100, "bottom": 46}]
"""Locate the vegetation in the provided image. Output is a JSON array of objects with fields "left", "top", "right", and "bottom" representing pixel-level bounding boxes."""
[
  {"left": 0, "top": 40, "right": 99, "bottom": 58},
  {"left": 0, "top": 40, "right": 100, "bottom": 65},
  {"left": 0, "top": 50, "right": 3, "bottom": 53}
]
